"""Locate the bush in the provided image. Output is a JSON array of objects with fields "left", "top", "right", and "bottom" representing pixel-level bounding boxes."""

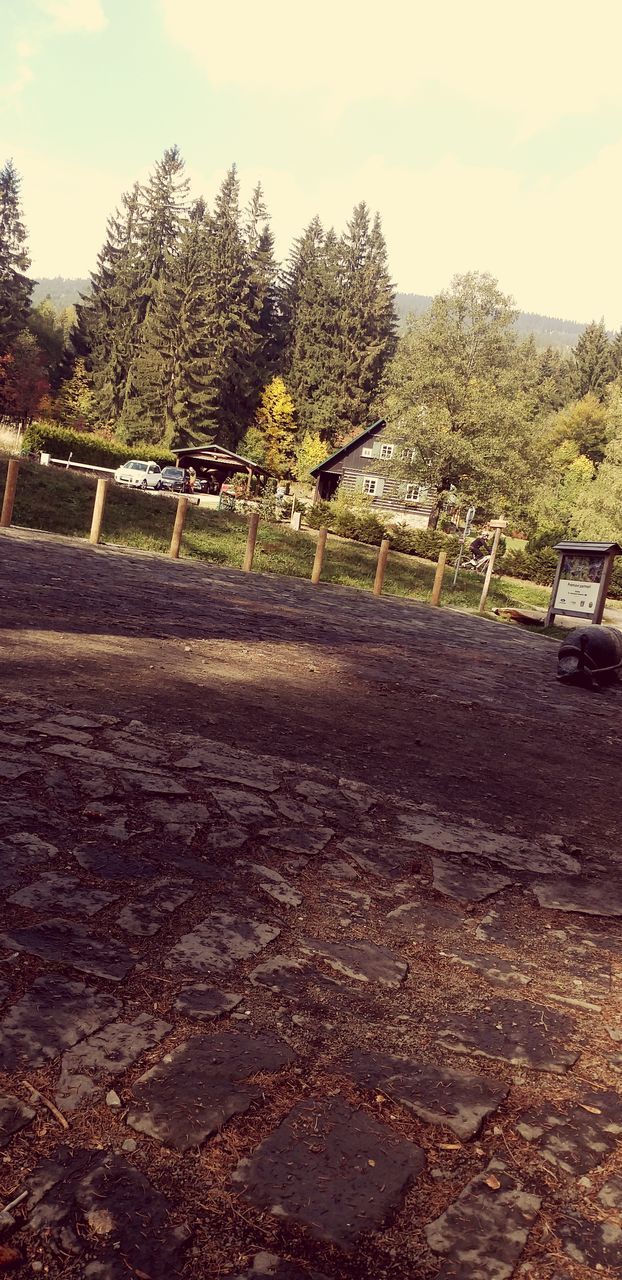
[
  {"left": 304, "top": 501, "right": 462, "bottom": 561},
  {"left": 500, "top": 547, "right": 557, "bottom": 585},
  {"left": 22, "top": 421, "right": 176, "bottom": 470}
]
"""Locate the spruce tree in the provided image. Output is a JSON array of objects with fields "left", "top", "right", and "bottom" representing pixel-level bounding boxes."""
[
  {"left": 156, "top": 198, "right": 217, "bottom": 446},
  {"left": 76, "top": 183, "right": 143, "bottom": 424},
  {"left": 337, "top": 204, "right": 397, "bottom": 432},
  {"left": 120, "top": 147, "right": 189, "bottom": 437},
  {"left": 574, "top": 320, "right": 614, "bottom": 399},
  {"left": 0, "top": 160, "right": 33, "bottom": 353},
  {"left": 245, "top": 184, "right": 281, "bottom": 388},
  {"left": 200, "top": 166, "right": 253, "bottom": 447},
  {"left": 284, "top": 218, "right": 343, "bottom": 441}
]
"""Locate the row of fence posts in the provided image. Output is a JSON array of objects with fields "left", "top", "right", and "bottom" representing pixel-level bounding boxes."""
[{"left": 0, "top": 460, "right": 502, "bottom": 611}]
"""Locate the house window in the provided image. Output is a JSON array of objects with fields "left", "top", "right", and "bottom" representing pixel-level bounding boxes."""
[
  {"left": 361, "top": 447, "right": 374, "bottom": 458},
  {"left": 406, "top": 484, "right": 429, "bottom": 502},
  {"left": 379, "top": 443, "right": 394, "bottom": 459},
  {"left": 363, "top": 477, "right": 379, "bottom": 495}
]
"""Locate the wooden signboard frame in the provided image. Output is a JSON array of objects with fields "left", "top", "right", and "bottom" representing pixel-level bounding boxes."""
[{"left": 545, "top": 541, "right": 621, "bottom": 626}]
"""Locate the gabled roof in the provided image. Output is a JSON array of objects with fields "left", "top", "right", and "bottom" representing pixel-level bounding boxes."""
[
  {"left": 174, "top": 444, "right": 269, "bottom": 473},
  {"left": 310, "top": 419, "right": 386, "bottom": 477},
  {"left": 554, "top": 541, "right": 622, "bottom": 553}
]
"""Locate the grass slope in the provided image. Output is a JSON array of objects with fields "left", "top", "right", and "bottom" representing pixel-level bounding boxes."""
[{"left": 0, "top": 459, "right": 550, "bottom": 614}]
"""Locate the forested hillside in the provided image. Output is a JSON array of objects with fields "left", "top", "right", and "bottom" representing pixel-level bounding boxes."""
[{"left": 35, "top": 279, "right": 596, "bottom": 352}]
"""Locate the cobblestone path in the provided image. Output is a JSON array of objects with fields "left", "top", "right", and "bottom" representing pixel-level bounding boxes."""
[{"left": 0, "top": 530, "right": 621, "bottom": 1278}]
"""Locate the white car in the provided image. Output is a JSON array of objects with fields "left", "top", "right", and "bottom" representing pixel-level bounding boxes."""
[{"left": 114, "top": 460, "right": 162, "bottom": 490}]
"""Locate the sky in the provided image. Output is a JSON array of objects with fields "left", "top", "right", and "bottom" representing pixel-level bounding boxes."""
[{"left": 2, "top": 0, "right": 622, "bottom": 326}]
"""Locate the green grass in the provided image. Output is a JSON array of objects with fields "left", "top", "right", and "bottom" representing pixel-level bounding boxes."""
[{"left": 0, "top": 458, "right": 552, "bottom": 616}]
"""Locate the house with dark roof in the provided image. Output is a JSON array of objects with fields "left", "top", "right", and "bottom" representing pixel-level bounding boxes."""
[{"left": 310, "top": 419, "right": 435, "bottom": 528}]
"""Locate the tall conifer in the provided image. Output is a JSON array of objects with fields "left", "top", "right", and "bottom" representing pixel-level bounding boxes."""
[{"left": 0, "top": 160, "right": 33, "bottom": 353}]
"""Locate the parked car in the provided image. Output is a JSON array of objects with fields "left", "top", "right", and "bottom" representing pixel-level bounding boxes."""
[
  {"left": 159, "top": 466, "right": 187, "bottom": 493},
  {"left": 114, "top": 460, "right": 162, "bottom": 489}
]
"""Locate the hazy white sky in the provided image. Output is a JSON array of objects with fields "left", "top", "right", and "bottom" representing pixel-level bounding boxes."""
[{"left": 3, "top": 0, "right": 622, "bottom": 324}]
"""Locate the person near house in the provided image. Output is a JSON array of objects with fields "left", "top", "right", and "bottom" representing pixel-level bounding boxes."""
[{"left": 187, "top": 466, "right": 197, "bottom": 492}]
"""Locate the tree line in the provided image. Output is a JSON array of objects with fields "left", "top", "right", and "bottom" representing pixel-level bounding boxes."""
[
  {"left": 3, "top": 149, "right": 622, "bottom": 544},
  {"left": 0, "top": 148, "right": 396, "bottom": 481}
]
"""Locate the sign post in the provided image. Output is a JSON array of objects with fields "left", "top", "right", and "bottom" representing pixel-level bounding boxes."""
[
  {"left": 478, "top": 517, "right": 507, "bottom": 615},
  {"left": 545, "top": 541, "right": 621, "bottom": 626}
]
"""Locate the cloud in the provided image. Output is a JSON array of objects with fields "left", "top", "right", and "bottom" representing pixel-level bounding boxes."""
[
  {"left": 160, "top": 0, "right": 622, "bottom": 136},
  {"left": 35, "top": 0, "right": 107, "bottom": 33}
]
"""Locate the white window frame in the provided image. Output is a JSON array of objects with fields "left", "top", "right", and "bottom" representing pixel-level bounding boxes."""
[
  {"left": 405, "top": 483, "right": 430, "bottom": 503},
  {"left": 379, "top": 443, "right": 395, "bottom": 459},
  {"left": 363, "top": 476, "right": 379, "bottom": 496},
  {"left": 361, "top": 447, "right": 374, "bottom": 458}
]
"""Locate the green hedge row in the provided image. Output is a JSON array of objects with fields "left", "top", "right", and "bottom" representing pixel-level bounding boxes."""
[
  {"left": 305, "top": 500, "right": 461, "bottom": 559},
  {"left": 500, "top": 546, "right": 622, "bottom": 601},
  {"left": 22, "top": 422, "right": 176, "bottom": 470}
]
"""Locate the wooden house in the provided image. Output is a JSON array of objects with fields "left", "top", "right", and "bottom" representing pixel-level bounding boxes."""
[{"left": 310, "top": 419, "right": 435, "bottom": 528}]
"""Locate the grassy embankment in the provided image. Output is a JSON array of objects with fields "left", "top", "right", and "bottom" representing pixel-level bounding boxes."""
[{"left": 0, "top": 458, "right": 550, "bottom": 614}]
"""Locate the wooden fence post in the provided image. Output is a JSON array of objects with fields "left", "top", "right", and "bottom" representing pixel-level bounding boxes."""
[
  {"left": 0, "top": 459, "right": 20, "bottom": 529},
  {"left": 169, "top": 495, "right": 189, "bottom": 559},
  {"left": 373, "top": 538, "right": 391, "bottom": 596},
  {"left": 430, "top": 550, "right": 447, "bottom": 606},
  {"left": 89, "top": 478, "right": 109, "bottom": 545},
  {"left": 311, "top": 527, "right": 328, "bottom": 584},
  {"left": 243, "top": 512, "right": 260, "bottom": 572}
]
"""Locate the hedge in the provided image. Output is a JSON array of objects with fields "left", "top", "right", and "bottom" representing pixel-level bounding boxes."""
[
  {"left": 305, "top": 500, "right": 461, "bottom": 560},
  {"left": 22, "top": 422, "right": 176, "bottom": 470},
  {"left": 500, "top": 545, "right": 622, "bottom": 601}
]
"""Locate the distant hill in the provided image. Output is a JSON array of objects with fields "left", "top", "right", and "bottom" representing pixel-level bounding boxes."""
[
  {"left": 31, "top": 278, "right": 594, "bottom": 352},
  {"left": 32, "top": 276, "right": 90, "bottom": 310},
  {"left": 396, "top": 292, "right": 593, "bottom": 351}
]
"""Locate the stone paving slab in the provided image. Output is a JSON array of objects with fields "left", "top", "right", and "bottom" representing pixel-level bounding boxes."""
[
  {"left": 0, "top": 918, "right": 136, "bottom": 981},
  {"left": 347, "top": 1048, "right": 509, "bottom": 1139},
  {"left": 227, "top": 1254, "right": 329, "bottom": 1280},
  {"left": 26, "top": 1147, "right": 190, "bottom": 1278},
  {"left": 0, "top": 976, "right": 121, "bottom": 1070},
  {"left": 437, "top": 997, "right": 579, "bottom": 1073},
  {"left": 533, "top": 877, "right": 622, "bottom": 916},
  {"left": 173, "top": 985, "right": 244, "bottom": 1020},
  {"left": 233, "top": 1096, "right": 425, "bottom": 1248},
  {"left": 300, "top": 938, "right": 408, "bottom": 986},
  {"left": 440, "top": 948, "right": 532, "bottom": 987},
  {"left": 557, "top": 1215, "right": 622, "bottom": 1269},
  {"left": 516, "top": 1088, "right": 622, "bottom": 1174},
  {"left": 166, "top": 911, "right": 281, "bottom": 974},
  {"left": 56, "top": 1013, "right": 172, "bottom": 1111},
  {"left": 425, "top": 1158, "right": 541, "bottom": 1280},
  {"left": 127, "top": 1031, "right": 295, "bottom": 1150},
  {"left": 117, "top": 881, "right": 194, "bottom": 936},
  {"left": 431, "top": 857, "right": 514, "bottom": 902},
  {"left": 9, "top": 871, "right": 117, "bottom": 916},
  {"left": 0, "top": 1093, "right": 35, "bottom": 1146}
]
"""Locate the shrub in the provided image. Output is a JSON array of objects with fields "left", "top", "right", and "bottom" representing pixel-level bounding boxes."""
[
  {"left": 500, "top": 547, "right": 557, "bottom": 584},
  {"left": 22, "top": 421, "right": 176, "bottom": 470},
  {"left": 305, "top": 501, "right": 462, "bottom": 561}
]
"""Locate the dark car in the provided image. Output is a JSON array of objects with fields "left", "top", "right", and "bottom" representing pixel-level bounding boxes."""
[{"left": 159, "top": 466, "right": 186, "bottom": 492}]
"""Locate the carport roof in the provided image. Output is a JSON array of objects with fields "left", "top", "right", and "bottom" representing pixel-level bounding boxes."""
[{"left": 174, "top": 445, "right": 271, "bottom": 475}]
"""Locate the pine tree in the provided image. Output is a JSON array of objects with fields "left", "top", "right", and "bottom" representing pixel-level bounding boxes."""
[
  {"left": 200, "top": 166, "right": 254, "bottom": 447},
  {"left": 574, "top": 321, "right": 613, "bottom": 399},
  {"left": 120, "top": 147, "right": 189, "bottom": 436},
  {"left": 337, "top": 204, "right": 397, "bottom": 431},
  {"left": 284, "top": 219, "right": 343, "bottom": 441},
  {"left": 611, "top": 330, "right": 622, "bottom": 380},
  {"left": 77, "top": 183, "right": 143, "bottom": 423},
  {"left": 0, "top": 160, "right": 33, "bottom": 354},
  {"left": 245, "top": 184, "right": 281, "bottom": 389},
  {"left": 155, "top": 198, "right": 217, "bottom": 446}
]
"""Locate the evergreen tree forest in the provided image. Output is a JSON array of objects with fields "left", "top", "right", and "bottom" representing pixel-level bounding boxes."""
[{"left": 3, "top": 148, "right": 622, "bottom": 544}]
